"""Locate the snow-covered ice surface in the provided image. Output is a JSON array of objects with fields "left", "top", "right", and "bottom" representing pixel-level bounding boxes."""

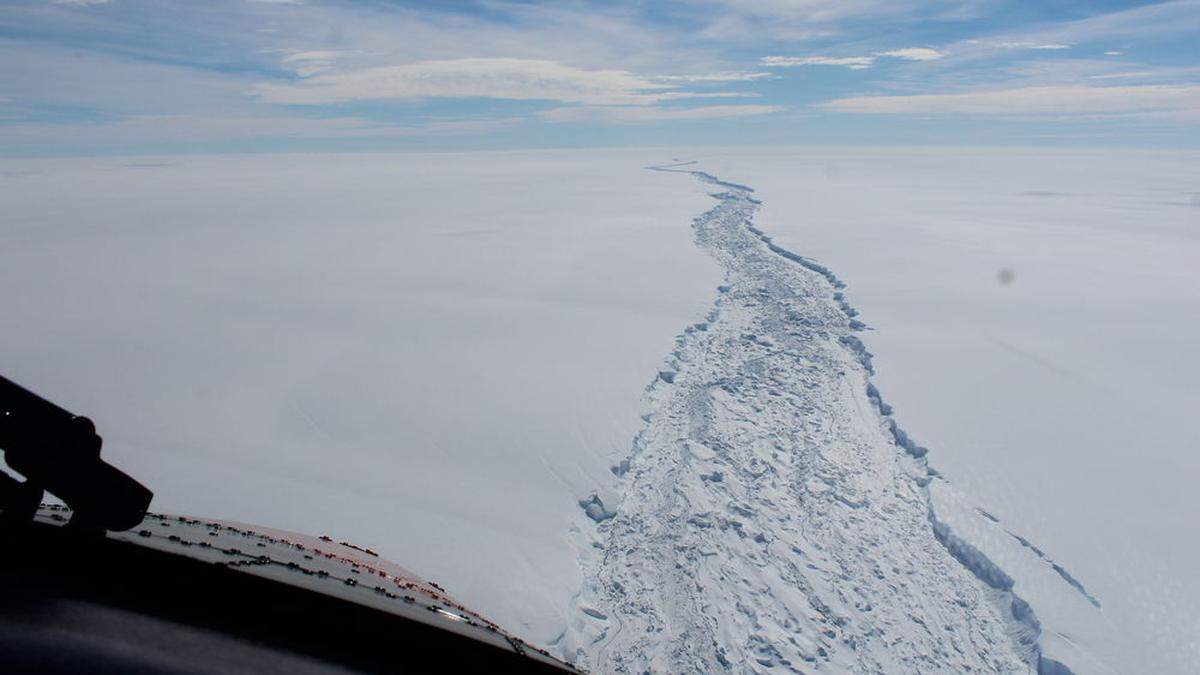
[
  {"left": 566, "top": 165, "right": 1054, "bottom": 673},
  {"left": 4, "top": 149, "right": 1197, "bottom": 673},
  {"left": 567, "top": 150, "right": 1199, "bottom": 674},
  {"left": 0, "top": 150, "right": 721, "bottom": 646}
]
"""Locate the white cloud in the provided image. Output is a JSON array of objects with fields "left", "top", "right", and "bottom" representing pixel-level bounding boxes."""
[
  {"left": 879, "top": 47, "right": 944, "bottom": 61},
  {"left": 655, "top": 91, "right": 760, "bottom": 100},
  {"left": 538, "top": 104, "right": 783, "bottom": 123},
  {"left": 761, "top": 55, "right": 876, "bottom": 70},
  {"left": 51, "top": 0, "right": 109, "bottom": 5},
  {"left": 995, "top": 41, "right": 1072, "bottom": 50},
  {"left": 281, "top": 51, "right": 353, "bottom": 63},
  {"left": 1105, "top": 51, "right": 1125, "bottom": 56},
  {"left": 820, "top": 84, "right": 1200, "bottom": 117},
  {"left": 251, "top": 58, "right": 708, "bottom": 106},
  {"left": 656, "top": 72, "right": 775, "bottom": 82},
  {"left": 278, "top": 50, "right": 359, "bottom": 77},
  {"left": 14, "top": 0, "right": 1199, "bottom": 148},
  {"left": 762, "top": 47, "right": 943, "bottom": 70}
]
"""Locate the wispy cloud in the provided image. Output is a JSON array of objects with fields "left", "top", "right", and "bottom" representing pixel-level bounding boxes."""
[
  {"left": 762, "top": 47, "right": 943, "bottom": 70},
  {"left": 880, "top": 48, "right": 944, "bottom": 61},
  {"left": 996, "top": 42, "right": 1073, "bottom": 50},
  {"left": 821, "top": 84, "right": 1200, "bottom": 118},
  {"left": 761, "top": 55, "right": 876, "bottom": 70},
  {"left": 655, "top": 72, "right": 775, "bottom": 83},
  {"left": 4, "top": 0, "right": 1198, "bottom": 152},
  {"left": 682, "top": 0, "right": 982, "bottom": 41},
  {"left": 251, "top": 58, "right": 726, "bottom": 106},
  {"left": 1084, "top": 65, "right": 1200, "bottom": 83},
  {"left": 276, "top": 50, "right": 360, "bottom": 77},
  {"left": 538, "top": 103, "right": 783, "bottom": 123},
  {"left": 955, "top": 0, "right": 1198, "bottom": 60}
]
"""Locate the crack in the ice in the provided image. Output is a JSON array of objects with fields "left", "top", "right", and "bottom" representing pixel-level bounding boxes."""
[
  {"left": 565, "top": 162, "right": 1091, "bottom": 674},
  {"left": 678, "top": 164, "right": 1061, "bottom": 669}
]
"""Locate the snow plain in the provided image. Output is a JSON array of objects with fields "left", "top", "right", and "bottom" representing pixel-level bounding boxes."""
[
  {"left": 0, "top": 150, "right": 721, "bottom": 644},
  {"left": 2, "top": 148, "right": 1197, "bottom": 673}
]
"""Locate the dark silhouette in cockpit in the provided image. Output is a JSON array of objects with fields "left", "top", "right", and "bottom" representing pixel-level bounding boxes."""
[{"left": 0, "top": 375, "right": 153, "bottom": 532}]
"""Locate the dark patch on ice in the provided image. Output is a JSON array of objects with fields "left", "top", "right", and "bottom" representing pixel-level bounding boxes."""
[
  {"left": 581, "top": 606, "right": 608, "bottom": 620},
  {"left": 866, "top": 383, "right": 892, "bottom": 415},
  {"left": 1051, "top": 564, "right": 1102, "bottom": 608},
  {"left": 744, "top": 222, "right": 847, "bottom": 290},
  {"left": 1008, "top": 530, "right": 1102, "bottom": 608},
  {"left": 929, "top": 510, "right": 1043, "bottom": 658},
  {"left": 839, "top": 335, "right": 874, "bottom": 375},
  {"left": 1038, "top": 655, "right": 1076, "bottom": 675},
  {"left": 926, "top": 509, "right": 1012, "bottom": 588},
  {"left": 579, "top": 494, "right": 616, "bottom": 522},
  {"left": 648, "top": 160, "right": 698, "bottom": 170},
  {"left": 887, "top": 420, "right": 929, "bottom": 459},
  {"left": 1011, "top": 532, "right": 1047, "bottom": 558},
  {"left": 987, "top": 337, "right": 1080, "bottom": 380},
  {"left": 691, "top": 171, "right": 756, "bottom": 193}
]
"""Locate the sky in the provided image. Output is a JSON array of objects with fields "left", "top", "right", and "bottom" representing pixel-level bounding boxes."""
[{"left": 0, "top": 0, "right": 1197, "bottom": 155}]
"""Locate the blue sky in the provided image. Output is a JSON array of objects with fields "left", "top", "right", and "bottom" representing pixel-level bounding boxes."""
[{"left": 0, "top": 0, "right": 1197, "bottom": 155}]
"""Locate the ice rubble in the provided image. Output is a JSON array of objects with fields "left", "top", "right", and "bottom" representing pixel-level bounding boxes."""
[{"left": 564, "top": 166, "right": 1085, "bottom": 674}]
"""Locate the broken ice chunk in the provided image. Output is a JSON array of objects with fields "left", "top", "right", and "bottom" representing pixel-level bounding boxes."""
[{"left": 579, "top": 494, "right": 616, "bottom": 523}]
